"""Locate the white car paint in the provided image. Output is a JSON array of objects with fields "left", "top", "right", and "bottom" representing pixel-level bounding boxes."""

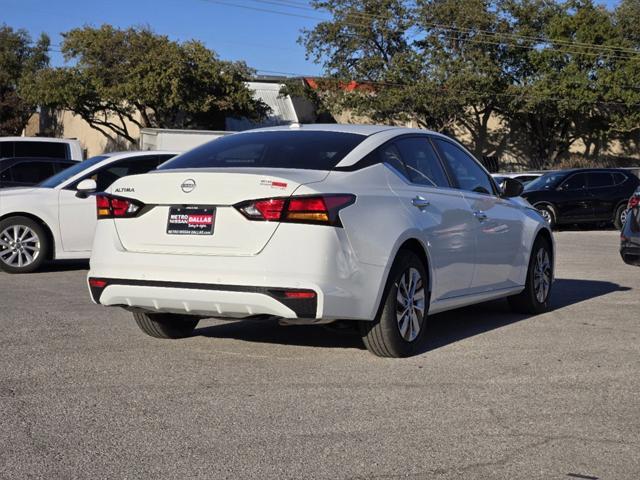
[
  {"left": 87, "top": 126, "right": 553, "bottom": 327},
  {"left": 0, "top": 151, "right": 178, "bottom": 263}
]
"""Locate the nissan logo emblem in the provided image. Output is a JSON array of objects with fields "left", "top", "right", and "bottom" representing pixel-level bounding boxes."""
[{"left": 181, "top": 179, "right": 196, "bottom": 193}]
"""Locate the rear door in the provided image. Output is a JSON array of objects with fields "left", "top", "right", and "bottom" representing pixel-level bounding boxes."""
[
  {"left": 432, "top": 138, "right": 525, "bottom": 294},
  {"left": 382, "top": 136, "right": 477, "bottom": 301},
  {"left": 556, "top": 173, "right": 592, "bottom": 221},
  {"left": 58, "top": 155, "right": 170, "bottom": 252},
  {"left": 586, "top": 172, "right": 616, "bottom": 220}
]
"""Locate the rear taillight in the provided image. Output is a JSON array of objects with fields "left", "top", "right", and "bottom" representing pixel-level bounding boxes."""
[
  {"left": 96, "top": 194, "right": 144, "bottom": 219},
  {"left": 235, "top": 194, "right": 355, "bottom": 226},
  {"left": 628, "top": 195, "right": 640, "bottom": 209}
]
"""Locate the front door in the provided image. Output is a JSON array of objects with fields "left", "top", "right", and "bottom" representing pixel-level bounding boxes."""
[
  {"left": 382, "top": 137, "right": 477, "bottom": 301},
  {"left": 556, "top": 173, "right": 593, "bottom": 221},
  {"left": 432, "top": 138, "right": 526, "bottom": 293}
]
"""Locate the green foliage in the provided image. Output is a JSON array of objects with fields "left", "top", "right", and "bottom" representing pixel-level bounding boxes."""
[
  {"left": 24, "top": 25, "right": 269, "bottom": 144},
  {"left": 0, "top": 25, "right": 49, "bottom": 135},
  {"left": 301, "top": 0, "right": 640, "bottom": 165}
]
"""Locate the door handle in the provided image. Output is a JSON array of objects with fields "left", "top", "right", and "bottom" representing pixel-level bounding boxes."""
[
  {"left": 474, "top": 210, "right": 488, "bottom": 222},
  {"left": 412, "top": 196, "right": 430, "bottom": 209}
]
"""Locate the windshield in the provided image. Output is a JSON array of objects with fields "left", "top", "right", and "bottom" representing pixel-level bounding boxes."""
[
  {"left": 158, "top": 131, "right": 366, "bottom": 171},
  {"left": 524, "top": 172, "right": 565, "bottom": 191},
  {"left": 37, "top": 156, "right": 109, "bottom": 188}
]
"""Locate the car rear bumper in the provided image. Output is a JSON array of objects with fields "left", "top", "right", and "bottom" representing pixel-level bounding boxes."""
[
  {"left": 620, "top": 243, "right": 640, "bottom": 266},
  {"left": 88, "top": 278, "right": 317, "bottom": 319},
  {"left": 88, "top": 220, "right": 389, "bottom": 321}
]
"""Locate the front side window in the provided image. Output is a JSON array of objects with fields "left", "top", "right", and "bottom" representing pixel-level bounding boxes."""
[
  {"left": 433, "top": 139, "right": 494, "bottom": 195},
  {"left": 394, "top": 137, "right": 450, "bottom": 187},
  {"left": 159, "top": 131, "right": 366, "bottom": 171},
  {"left": 561, "top": 173, "right": 588, "bottom": 191}
]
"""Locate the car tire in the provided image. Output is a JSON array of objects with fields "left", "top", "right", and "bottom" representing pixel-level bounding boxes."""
[
  {"left": 359, "top": 250, "right": 429, "bottom": 358},
  {"left": 133, "top": 312, "right": 200, "bottom": 339},
  {"left": 0, "top": 216, "right": 48, "bottom": 274},
  {"left": 613, "top": 203, "right": 628, "bottom": 230},
  {"left": 535, "top": 204, "right": 556, "bottom": 228},
  {"left": 508, "top": 236, "right": 553, "bottom": 314}
]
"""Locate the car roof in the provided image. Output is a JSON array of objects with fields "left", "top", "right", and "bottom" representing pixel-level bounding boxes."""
[
  {"left": 233, "top": 123, "right": 440, "bottom": 137},
  {"left": 0, "top": 136, "right": 80, "bottom": 144},
  {"left": 0, "top": 156, "right": 76, "bottom": 163}
]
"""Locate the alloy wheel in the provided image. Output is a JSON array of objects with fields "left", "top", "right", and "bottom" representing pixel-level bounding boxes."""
[
  {"left": 538, "top": 208, "right": 552, "bottom": 224},
  {"left": 620, "top": 208, "right": 628, "bottom": 227},
  {"left": 533, "top": 248, "right": 551, "bottom": 303},
  {"left": 395, "top": 267, "right": 426, "bottom": 342},
  {"left": 0, "top": 225, "right": 41, "bottom": 269}
]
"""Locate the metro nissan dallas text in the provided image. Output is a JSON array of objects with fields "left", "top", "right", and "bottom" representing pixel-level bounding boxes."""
[{"left": 87, "top": 125, "right": 554, "bottom": 357}]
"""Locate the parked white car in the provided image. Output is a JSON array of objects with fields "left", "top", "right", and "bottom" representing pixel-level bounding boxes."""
[
  {"left": 0, "top": 151, "right": 178, "bottom": 273},
  {"left": 0, "top": 137, "right": 84, "bottom": 161},
  {"left": 87, "top": 125, "right": 554, "bottom": 357}
]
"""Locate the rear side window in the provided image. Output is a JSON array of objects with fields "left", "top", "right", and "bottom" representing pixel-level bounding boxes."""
[
  {"left": 159, "top": 131, "right": 366, "bottom": 171},
  {"left": 14, "top": 141, "right": 69, "bottom": 159},
  {"left": 613, "top": 172, "right": 627, "bottom": 185},
  {"left": 394, "top": 137, "right": 450, "bottom": 187},
  {"left": 588, "top": 172, "right": 613, "bottom": 188}
]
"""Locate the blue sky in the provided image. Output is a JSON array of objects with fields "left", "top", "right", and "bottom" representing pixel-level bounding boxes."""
[{"left": 2, "top": 0, "right": 622, "bottom": 77}]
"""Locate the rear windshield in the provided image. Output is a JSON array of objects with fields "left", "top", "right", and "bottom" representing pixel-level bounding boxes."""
[{"left": 158, "top": 131, "right": 366, "bottom": 171}]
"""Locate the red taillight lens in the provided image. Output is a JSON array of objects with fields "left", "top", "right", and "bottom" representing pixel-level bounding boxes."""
[
  {"left": 254, "top": 198, "right": 286, "bottom": 220},
  {"left": 235, "top": 194, "right": 355, "bottom": 226},
  {"left": 88, "top": 278, "right": 107, "bottom": 288},
  {"left": 628, "top": 195, "right": 640, "bottom": 209},
  {"left": 283, "top": 290, "right": 316, "bottom": 299},
  {"left": 96, "top": 194, "right": 143, "bottom": 219}
]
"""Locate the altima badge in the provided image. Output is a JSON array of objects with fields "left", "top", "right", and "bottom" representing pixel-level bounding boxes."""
[{"left": 181, "top": 179, "right": 196, "bottom": 193}]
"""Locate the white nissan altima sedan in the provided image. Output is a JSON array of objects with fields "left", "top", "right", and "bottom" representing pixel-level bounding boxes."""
[
  {"left": 0, "top": 151, "right": 178, "bottom": 273},
  {"left": 87, "top": 125, "right": 554, "bottom": 357}
]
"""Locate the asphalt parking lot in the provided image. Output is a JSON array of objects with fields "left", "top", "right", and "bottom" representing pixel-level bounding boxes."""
[{"left": 1, "top": 230, "right": 638, "bottom": 479}]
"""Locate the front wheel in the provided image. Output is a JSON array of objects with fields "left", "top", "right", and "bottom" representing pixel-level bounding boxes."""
[
  {"left": 359, "top": 250, "right": 429, "bottom": 358},
  {"left": 535, "top": 204, "right": 556, "bottom": 228},
  {"left": 133, "top": 312, "right": 200, "bottom": 339},
  {"left": 508, "top": 237, "right": 553, "bottom": 314},
  {"left": 0, "top": 216, "right": 48, "bottom": 273}
]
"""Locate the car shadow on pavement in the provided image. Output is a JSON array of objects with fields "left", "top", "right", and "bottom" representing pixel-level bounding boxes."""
[
  {"left": 39, "top": 260, "right": 90, "bottom": 272},
  {"left": 195, "top": 278, "right": 630, "bottom": 353}
]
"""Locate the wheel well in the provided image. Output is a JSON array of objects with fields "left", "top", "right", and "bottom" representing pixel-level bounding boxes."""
[
  {"left": 0, "top": 212, "right": 55, "bottom": 260},
  {"left": 397, "top": 238, "right": 431, "bottom": 292},
  {"left": 614, "top": 199, "right": 628, "bottom": 213},
  {"left": 535, "top": 228, "right": 554, "bottom": 262}
]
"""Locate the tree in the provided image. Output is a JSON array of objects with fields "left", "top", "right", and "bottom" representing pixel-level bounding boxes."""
[
  {"left": 24, "top": 25, "right": 269, "bottom": 145},
  {"left": 301, "top": 0, "right": 640, "bottom": 167},
  {"left": 0, "top": 25, "right": 49, "bottom": 135}
]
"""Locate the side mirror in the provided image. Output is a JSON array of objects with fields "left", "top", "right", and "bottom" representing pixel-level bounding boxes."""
[
  {"left": 501, "top": 177, "right": 524, "bottom": 198},
  {"left": 75, "top": 178, "right": 97, "bottom": 199}
]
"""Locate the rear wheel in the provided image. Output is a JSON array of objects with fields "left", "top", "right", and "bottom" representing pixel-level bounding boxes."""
[
  {"left": 0, "top": 216, "right": 48, "bottom": 274},
  {"left": 508, "top": 237, "right": 553, "bottom": 314},
  {"left": 133, "top": 312, "right": 200, "bottom": 339},
  {"left": 614, "top": 203, "right": 629, "bottom": 230},
  {"left": 359, "top": 250, "right": 429, "bottom": 358}
]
